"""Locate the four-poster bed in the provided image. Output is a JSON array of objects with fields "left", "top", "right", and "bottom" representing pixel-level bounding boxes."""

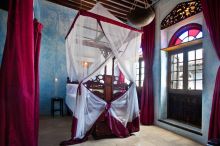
[{"left": 62, "top": 3, "right": 142, "bottom": 145}]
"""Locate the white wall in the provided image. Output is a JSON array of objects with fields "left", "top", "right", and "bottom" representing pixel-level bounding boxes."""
[{"left": 153, "top": 0, "right": 220, "bottom": 144}]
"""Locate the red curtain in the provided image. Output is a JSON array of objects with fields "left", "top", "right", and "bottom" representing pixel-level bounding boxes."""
[
  {"left": 0, "top": 0, "right": 43, "bottom": 145},
  {"left": 33, "top": 19, "right": 43, "bottom": 146},
  {"left": 118, "top": 69, "right": 125, "bottom": 84},
  {"left": 201, "top": 0, "right": 220, "bottom": 140},
  {"left": 140, "top": 19, "right": 155, "bottom": 125}
]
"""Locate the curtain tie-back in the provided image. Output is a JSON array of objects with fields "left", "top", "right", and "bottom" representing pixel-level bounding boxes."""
[
  {"left": 77, "top": 81, "right": 83, "bottom": 96},
  {"left": 105, "top": 102, "right": 111, "bottom": 111}
]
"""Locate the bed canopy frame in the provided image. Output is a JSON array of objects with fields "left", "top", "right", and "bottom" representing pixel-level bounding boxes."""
[{"left": 62, "top": 3, "right": 142, "bottom": 145}]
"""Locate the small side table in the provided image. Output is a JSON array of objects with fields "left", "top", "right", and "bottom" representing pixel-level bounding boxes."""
[{"left": 51, "top": 97, "right": 64, "bottom": 117}]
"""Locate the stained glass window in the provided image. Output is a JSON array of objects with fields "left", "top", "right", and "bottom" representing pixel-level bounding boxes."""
[
  {"left": 175, "top": 29, "right": 202, "bottom": 45},
  {"left": 169, "top": 23, "right": 203, "bottom": 47}
]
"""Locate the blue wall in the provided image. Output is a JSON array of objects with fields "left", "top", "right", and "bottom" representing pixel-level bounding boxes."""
[
  {"left": 0, "top": 2, "right": 77, "bottom": 115},
  {"left": 0, "top": 9, "right": 7, "bottom": 66},
  {"left": 39, "top": 1, "right": 77, "bottom": 114}
]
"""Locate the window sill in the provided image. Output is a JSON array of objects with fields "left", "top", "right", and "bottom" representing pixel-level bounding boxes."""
[
  {"left": 161, "top": 39, "right": 202, "bottom": 52},
  {"left": 158, "top": 119, "right": 202, "bottom": 136}
]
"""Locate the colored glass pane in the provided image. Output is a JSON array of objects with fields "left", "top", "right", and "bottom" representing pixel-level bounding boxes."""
[
  {"left": 179, "top": 31, "right": 188, "bottom": 40},
  {"left": 196, "top": 32, "right": 203, "bottom": 39},
  {"left": 174, "top": 29, "right": 202, "bottom": 45},
  {"left": 189, "top": 29, "right": 200, "bottom": 36},
  {"left": 175, "top": 38, "right": 182, "bottom": 45}
]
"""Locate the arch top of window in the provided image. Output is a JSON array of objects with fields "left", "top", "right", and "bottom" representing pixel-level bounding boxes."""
[{"left": 169, "top": 23, "right": 203, "bottom": 47}]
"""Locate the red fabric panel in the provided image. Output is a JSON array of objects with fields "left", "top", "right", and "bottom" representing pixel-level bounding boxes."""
[
  {"left": 201, "top": 0, "right": 220, "bottom": 140},
  {"left": 140, "top": 19, "right": 155, "bottom": 125},
  {"left": 0, "top": 0, "right": 43, "bottom": 145},
  {"left": 61, "top": 104, "right": 140, "bottom": 145},
  {"left": 208, "top": 68, "right": 220, "bottom": 140},
  {"left": 71, "top": 116, "right": 78, "bottom": 138},
  {"left": 60, "top": 116, "right": 88, "bottom": 146},
  {"left": 201, "top": 0, "right": 220, "bottom": 59},
  {"left": 33, "top": 19, "right": 43, "bottom": 146},
  {"left": 107, "top": 112, "right": 129, "bottom": 138},
  {"left": 118, "top": 69, "right": 125, "bottom": 84},
  {"left": 175, "top": 38, "right": 182, "bottom": 45},
  {"left": 126, "top": 117, "right": 140, "bottom": 133}
]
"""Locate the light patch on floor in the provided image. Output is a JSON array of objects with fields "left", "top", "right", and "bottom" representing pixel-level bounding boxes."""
[{"left": 39, "top": 116, "right": 203, "bottom": 146}]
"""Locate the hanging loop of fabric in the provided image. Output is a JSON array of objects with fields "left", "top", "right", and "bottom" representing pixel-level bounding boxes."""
[
  {"left": 77, "top": 81, "right": 83, "bottom": 96},
  {"left": 105, "top": 102, "right": 111, "bottom": 117},
  {"left": 105, "top": 102, "right": 111, "bottom": 111}
]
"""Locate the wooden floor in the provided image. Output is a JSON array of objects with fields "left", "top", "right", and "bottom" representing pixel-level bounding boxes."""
[{"left": 39, "top": 116, "right": 202, "bottom": 146}]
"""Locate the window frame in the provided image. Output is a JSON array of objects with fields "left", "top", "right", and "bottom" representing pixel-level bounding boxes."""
[
  {"left": 169, "top": 23, "right": 202, "bottom": 47},
  {"left": 136, "top": 58, "right": 144, "bottom": 87},
  {"left": 167, "top": 43, "right": 203, "bottom": 95}
]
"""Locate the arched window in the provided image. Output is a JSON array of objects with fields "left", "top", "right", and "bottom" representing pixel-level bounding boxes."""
[
  {"left": 166, "top": 23, "right": 203, "bottom": 128},
  {"left": 169, "top": 23, "right": 202, "bottom": 47}
]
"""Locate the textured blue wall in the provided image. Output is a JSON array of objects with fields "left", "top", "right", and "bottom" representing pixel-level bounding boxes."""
[
  {"left": 0, "top": 2, "right": 77, "bottom": 115},
  {"left": 39, "top": 1, "right": 77, "bottom": 115},
  {"left": 0, "top": 9, "right": 7, "bottom": 66}
]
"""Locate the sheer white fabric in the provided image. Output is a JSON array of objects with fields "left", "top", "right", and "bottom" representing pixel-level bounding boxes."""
[
  {"left": 65, "top": 3, "right": 142, "bottom": 139},
  {"left": 75, "top": 85, "right": 106, "bottom": 138},
  {"left": 110, "top": 84, "right": 139, "bottom": 126},
  {"left": 73, "top": 84, "right": 140, "bottom": 139},
  {"left": 66, "top": 84, "right": 78, "bottom": 113}
]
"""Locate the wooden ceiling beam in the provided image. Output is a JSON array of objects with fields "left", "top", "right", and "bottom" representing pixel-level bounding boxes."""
[
  {"left": 81, "top": 0, "right": 136, "bottom": 10},
  {"left": 118, "top": 0, "right": 145, "bottom": 9},
  {"left": 117, "top": 0, "right": 159, "bottom": 10},
  {"left": 68, "top": 0, "right": 92, "bottom": 9},
  {"left": 101, "top": 4, "right": 127, "bottom": 16},
  {"left": 47, "top": 0, "right": 87, "bottom": 10},
  {"left": 48, "top": 0, "right": 138, "bottom": 21},
  {"left": 68, "top": 0, "right": 127, "bottom": 17},
  {"left": 70, "top": 0, "right": 131, "bottom": 13},
  {"left": 80, "top": 0, "right": 148, "bottom": 12},
  {"left": 99, "top": 1, "right": 130, "bottom": 13}
]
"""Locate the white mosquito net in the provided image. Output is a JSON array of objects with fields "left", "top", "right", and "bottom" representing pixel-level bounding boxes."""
[{"left": 65, "top": 3, "right": 142, "bottom": 141}]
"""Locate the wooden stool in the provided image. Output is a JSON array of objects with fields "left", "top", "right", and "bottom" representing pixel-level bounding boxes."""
[{"left": 51, "top": 97, "right": 64, "bottom": 117}]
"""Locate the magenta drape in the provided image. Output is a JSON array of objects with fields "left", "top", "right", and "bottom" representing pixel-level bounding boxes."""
[
  {"left": 33, "top": 19, "right": 43, "bottom": 146},
  {"left": 140, "top": 19, "right": 155, "bottom": 125},
  {"left": 61, "top": 111, "right": 139, "bottom": 146},
  {"left": 0, "top": 0, "right": 43, "bottom": 145},
  {"left": 118, "top": 69, "right": 125, "bottom": 84},
  {"left": 201, "top": 0, "right": 220, "bottom": 140}
]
